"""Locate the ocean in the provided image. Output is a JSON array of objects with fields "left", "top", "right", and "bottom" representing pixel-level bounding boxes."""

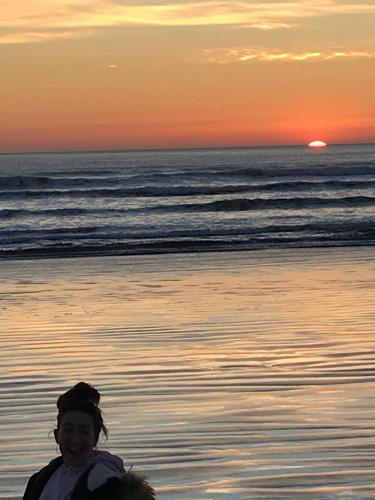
[{"left": 1, "top": 143, "right": 374, "bottom": 259}]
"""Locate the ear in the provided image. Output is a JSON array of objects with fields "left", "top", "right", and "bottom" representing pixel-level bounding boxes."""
[{"left": 54, "top": 429, "right": 59, "bottom": 444}]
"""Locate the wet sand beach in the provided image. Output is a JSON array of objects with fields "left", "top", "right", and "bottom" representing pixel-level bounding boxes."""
[{"left": 0, "top": 247, "right": 374, "bottom": 499}]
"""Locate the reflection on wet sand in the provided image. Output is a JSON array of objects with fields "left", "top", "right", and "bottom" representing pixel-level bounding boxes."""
[{"left": 0, "top": 247, "right": 374, "bottom": 499}]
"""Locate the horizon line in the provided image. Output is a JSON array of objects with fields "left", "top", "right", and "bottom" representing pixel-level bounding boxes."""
[{"left": 1, "top": 140, "right": 374, "bottom": 156}]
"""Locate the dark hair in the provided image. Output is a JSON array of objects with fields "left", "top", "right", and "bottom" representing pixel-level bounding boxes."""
[
  {"left": 118, "top": 471, "right": 156, "bottom": 500},
  {"left": 56, "top": 382, "right": 108, "bottom": 443}
]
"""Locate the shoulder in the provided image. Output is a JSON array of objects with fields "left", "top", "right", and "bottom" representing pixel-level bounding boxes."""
[
  {"left": 23, "top": 472, "right": 39, "bottom": 500},
  {"left": 87, "top": 463, "right": 122, "bottom": 491},
  {"left": 86, "top": 473, "right": 122, "bottom": 500},
  {"left": 23, "top": 458, "right": 63, "bottom": 500},
  {"left": 71, "top": 451, "right": 125, "bottom": 500}
]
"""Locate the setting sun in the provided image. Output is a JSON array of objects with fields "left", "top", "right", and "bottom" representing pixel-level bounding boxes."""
[{"left": 308, "top": 140, "right": 328, "bottom": 148}]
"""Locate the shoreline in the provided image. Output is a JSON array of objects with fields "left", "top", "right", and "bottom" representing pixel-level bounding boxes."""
[{"left": 0, "top": 240, "right": 374, "bottom": 263}]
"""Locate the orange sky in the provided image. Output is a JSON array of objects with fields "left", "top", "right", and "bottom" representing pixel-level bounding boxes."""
[{"left": 1, "top": 1, "right": 375, "bottom": 152}]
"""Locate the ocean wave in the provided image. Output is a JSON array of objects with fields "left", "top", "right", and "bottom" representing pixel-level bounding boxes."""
[
  {"left": 0, "top": 208, "right": 89, "bottom": 219},
  {"left": 0, "top": 219, "right": 373, "bottom": 251},
  {"left": 1, "top": 161, "right": 374, "bottom": 192},
  {"left": 1, "top": 196, "right": 374, "bottom": 223},
  {"left": 172, "top": 196, "right": 375, "bottom": 212},
  {"left": 0, "top": 175, "right": 123, "bottom": 191},
  {"left": 0, "top": 185, "right": 251, "bottom": 199},
  {"left": 0, "top": 180, "right": 374, "bottom": 202},
  {"left": 1, "top": 234, "right": 374, "bottom": 260},
  {"left": 218, "top": 166, "right": 375, "bottom": 181}
]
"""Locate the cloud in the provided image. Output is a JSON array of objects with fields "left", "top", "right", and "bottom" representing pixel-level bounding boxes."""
[
  {"left": 242, "top": 23, "right": 292, "bottom": 30},
  {"left": 1, "top": 1, "right": 375, "bottom": 44},
  {"left": 0, "top": 29, "right": 93, "bottom": 45},
  {"left": 197, "top": 47, "right": 375, "bottom": 63}
]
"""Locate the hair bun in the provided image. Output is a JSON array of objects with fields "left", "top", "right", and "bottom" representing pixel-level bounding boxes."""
[{"left": 57, "top": 382, "right": 100, "bottom": 408}]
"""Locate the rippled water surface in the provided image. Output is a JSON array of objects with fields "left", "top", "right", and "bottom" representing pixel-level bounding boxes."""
[{"left": 0, "top": 247, "right": 374, "bottom": 499}]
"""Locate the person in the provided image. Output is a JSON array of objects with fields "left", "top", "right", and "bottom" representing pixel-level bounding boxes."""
[{"left": 23, "top": 382, "right": 155, "bottom": 500}]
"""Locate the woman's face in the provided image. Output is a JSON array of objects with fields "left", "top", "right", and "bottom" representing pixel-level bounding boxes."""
[{"left": 55, "top": 410, "right": 97, "bottom": 467}]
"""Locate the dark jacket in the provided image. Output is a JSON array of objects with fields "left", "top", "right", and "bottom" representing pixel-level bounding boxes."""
[
  {"left": 23, "top": 458, "right": 155, "bottom": 500},
  {"left": 22, "top": 457, "right": 123, "bottom": 500}
]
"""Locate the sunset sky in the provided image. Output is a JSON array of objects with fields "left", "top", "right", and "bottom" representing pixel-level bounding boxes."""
[{"left": 1, "top": 0, "right": 375, "bottom": 152}]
